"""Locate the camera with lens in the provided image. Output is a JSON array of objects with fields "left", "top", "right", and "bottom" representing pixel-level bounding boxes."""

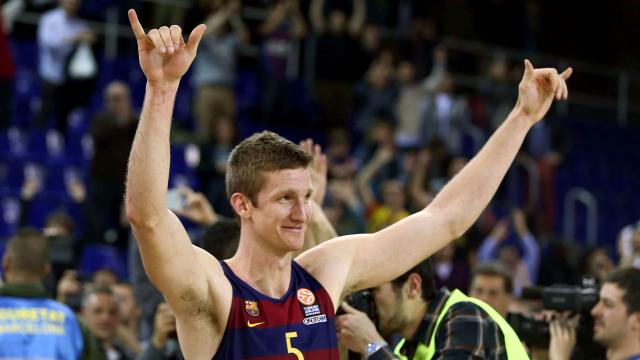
[
  {"left": 337, "top": 290, "right": 379, "bottom": 360},
  {"left": 508, "top": 278, "right": 605, "bottom": 359},
  {"left": 337, "top": 290, "right": 378, "bottom": 326}
]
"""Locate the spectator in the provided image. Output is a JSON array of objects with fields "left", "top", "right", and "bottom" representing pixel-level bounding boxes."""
[
  {"left": 258, "top": 0, "right": 307, "bottom": 126},
  {"left": 397, "top": 17, "right": 440, "bottom": 79},
  {"left": 352, "top": 59, "right": 397, "bottom": 135},
  {"left": 137, "top": 302, "right": 180, "bottom": 360},
  {"left": 93, "top": 268, "right": 119, "bottom": 287},
  {"left": 469, "top": 261, "right": 514, "bottom": 317},
  {"left": 201, "top": 217, "right": 241, "bottom": 260},
  {"left": 433, "top": 242, "right": 470, "bottom": 293},
  {"left": 192, "top": 0, "right": 248, "bottom": 142},
  {"left": 618, "top": 220, "right": 640, "bottom": 269},
  {"left": 309, "top": 0, "right": 366, "bottom": 127},
  {"left": 0, "top": 228, "right": 103, "bottom": 359},
  {"left": 355, "top": 142, "right": 410, "bottom": 233},
  {"left": 196, "top": 115, "right": 238, "bottom": 217},
  {"left": 478, "top": 208, "right": 540, "bottom": 296},
  {"left": 349, "top": 23, "right": 381, "bottom": 79},
  {"left": 323, "top": 177, "right": 366, "bottom": 235},
  {"left": 325, "top": 128, "right": 358, "bottom": 179},
  {"left": 81, "top": 286, "right": 136, "bottom": 359},
  {"left": 88, "top": 81, "right": 137, "bottom": 245},
  {"left": 17, "top": 174, "right": 88, "bottom": 289},
  {"left": 394, "top": 59, "right": 425, "bottom": 148},
  {"left": 408, "top": 138, "right": 467, "bottom": 211},
  {"left": 420, "top": 59, "right": 471, "bottom": 155},
  {"left": 536, "top": 238, "right": 579, "bottom": 287},
  {"left": 35, "top": 0, "right": 96, "bottom": 133},
  {"left": 581, "top": 247, "right": 615, "bottom": 284},
  {"left": 113, "top": 282, "right": 142, "bottom": 355}
]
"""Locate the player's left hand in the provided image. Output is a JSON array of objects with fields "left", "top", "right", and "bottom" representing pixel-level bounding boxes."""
[{"left": 516, "top": 59, "right": 572, "bottom": 124}]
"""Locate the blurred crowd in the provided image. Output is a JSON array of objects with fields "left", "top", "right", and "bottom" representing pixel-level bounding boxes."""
[{"left": 1, "top": 0, "right": 640, "bottom": 358}]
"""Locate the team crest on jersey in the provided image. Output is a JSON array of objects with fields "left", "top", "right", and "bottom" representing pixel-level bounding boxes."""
[
  {"left": 297, "top": 288, "right": 316, "bottom": 306},
  {"left": 245, "top": 300, "right": 260, "bottom": 317}
]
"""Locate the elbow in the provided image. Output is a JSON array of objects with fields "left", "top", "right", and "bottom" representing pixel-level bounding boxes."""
[
  {"left": 125, "top": 198, "right": 159, "bottom": 230},
  {"left": 125, "top": 200, "right": 142, "bottom": 227},
  {"left": 448, "top": 220, "right": 467, "bottom": 241},
  {"left": 428, "top": 207, "right": 467, "bottom": 240}
]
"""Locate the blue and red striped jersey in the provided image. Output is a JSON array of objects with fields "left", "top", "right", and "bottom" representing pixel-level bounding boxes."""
[{"left": 213, "top": 260, "right": 340, "bottom": 359}]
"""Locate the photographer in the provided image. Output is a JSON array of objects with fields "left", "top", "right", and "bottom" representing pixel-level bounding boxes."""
[
  {"left": 336, "top": 259, "right": 528, "bottom": 359},
  {"left": 549, "top": 268, "right": 640, "bottom": 360}
]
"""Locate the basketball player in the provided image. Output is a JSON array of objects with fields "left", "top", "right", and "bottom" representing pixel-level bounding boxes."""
[{"left": 124, "top": 9, "right": 571, "bottom": 359}]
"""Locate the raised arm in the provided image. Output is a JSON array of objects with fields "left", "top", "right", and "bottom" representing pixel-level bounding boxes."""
[
  {"left": 354, "top": 146, "right": 394, "bottom": 209},
  {"left": 347, "top": 0, "right": 366, "bottom": 36},
  {"left": 259, "top": 2, "right": 287, "bottom": 36},
  {"left": 204, "top": 0, "right": 247, "bottom": 41},
  {"left": 288, "top": 0, "right": 307, "bottom": 39},
  {"left": 123, "top": 10, "right": 228, "bottom": 318},
  {"left": 296, "top": 139, "right": 337, "bottom": 253},
  {"left": 299, "top": 60, "right": 572, "bottom": 304},
  {"left": 309, "top": 0, "right": 325, "bottom": 33}
]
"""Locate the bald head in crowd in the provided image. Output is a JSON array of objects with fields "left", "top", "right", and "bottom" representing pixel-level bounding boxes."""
[{"left": 2, "top": 228, "right": 50, "bottom": 282}]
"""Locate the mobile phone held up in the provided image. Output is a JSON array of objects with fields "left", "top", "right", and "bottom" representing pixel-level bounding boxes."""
[{"left": 166, "top": 189, "right": 186, "bottom": 212}]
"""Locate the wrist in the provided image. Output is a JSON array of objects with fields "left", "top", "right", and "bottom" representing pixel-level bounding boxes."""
[
  {"left": 147, "top": 80, "right": 181, "bottom": 92},
  {"left": 363, "top": 339, "right": 388, "bottom": 358},
  {"left": 509, "top": 106, "right": 535, "bottom": 129}
]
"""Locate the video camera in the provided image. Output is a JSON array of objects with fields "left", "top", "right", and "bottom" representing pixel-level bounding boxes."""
[{"left": 508, "top": 278, "right": 605, "bottom": 359}]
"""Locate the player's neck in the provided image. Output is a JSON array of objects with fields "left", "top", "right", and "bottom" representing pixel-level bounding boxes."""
[{"left": 228, "top": 241, "right": 293, "bottom": 299}]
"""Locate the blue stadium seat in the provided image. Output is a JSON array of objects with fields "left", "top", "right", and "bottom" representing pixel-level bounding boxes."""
[
  {"left": 0, "top": 128, "right": 27, "bottom": 161},
  {"left": 80, "top": 244, "right": 127, "bottom": 280},
  {"left": 0, "top": 196, "right": 21, "bottom": 240},
  {"left": 236, "top": 70, "right": 258, "bottom": 111}
]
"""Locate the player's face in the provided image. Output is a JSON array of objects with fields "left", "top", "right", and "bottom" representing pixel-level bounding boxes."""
[
  {"left": 252, "top": 168, "right": 312, "bottom": 253},
  {"left": 591, "top": 283, "right": 632, "bottom": 347}
]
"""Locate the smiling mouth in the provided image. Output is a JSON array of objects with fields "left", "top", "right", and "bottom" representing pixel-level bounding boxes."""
[{"left": 282, "top": 226, "right": 304, "bottom": 231}]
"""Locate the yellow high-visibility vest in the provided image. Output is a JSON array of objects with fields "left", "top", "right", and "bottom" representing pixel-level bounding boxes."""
[{"left": 393, "top": 289, "right": 529, "bottom": 359}]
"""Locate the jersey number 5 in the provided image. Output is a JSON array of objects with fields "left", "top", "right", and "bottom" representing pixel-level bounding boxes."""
[{"left": 285, "top": 331, "right": 304, "bottom": 359}]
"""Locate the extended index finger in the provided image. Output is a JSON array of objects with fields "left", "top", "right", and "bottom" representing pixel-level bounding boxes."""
[
  {"left": 560, "top": 67, "right": 573, "bottom": 80},
  {"left": 128, "top": 9, "right": 146, "bottom": 41}
]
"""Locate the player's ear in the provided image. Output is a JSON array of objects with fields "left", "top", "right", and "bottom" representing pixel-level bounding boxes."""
[
  {"left": 630, "top": 312, "right": 640, "bottom": 333},
  {"left": 230, "top": 193, "right": 252, "bottom": 218}
]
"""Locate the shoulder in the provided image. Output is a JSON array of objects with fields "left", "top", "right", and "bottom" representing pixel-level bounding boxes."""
[{"left": 439, "top": 301, "right": 501, "bottom": 332}]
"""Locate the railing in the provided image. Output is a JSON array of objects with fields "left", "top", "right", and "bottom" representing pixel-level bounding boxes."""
[
  {"left": 441, "top": 37, "right": 640, "bottom": 126},
  {"left": 563, "top": 187, "right": 599, "bottom": 246}
]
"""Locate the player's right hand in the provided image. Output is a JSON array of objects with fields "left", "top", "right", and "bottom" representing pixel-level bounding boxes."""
[{"left": 128, "top": 9, "right": 206, "bottom": 86}]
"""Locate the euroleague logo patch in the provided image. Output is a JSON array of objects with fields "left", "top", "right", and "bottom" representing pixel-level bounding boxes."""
[{"left": 297, "top": 288, "right": 316, "bottom": 306}]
